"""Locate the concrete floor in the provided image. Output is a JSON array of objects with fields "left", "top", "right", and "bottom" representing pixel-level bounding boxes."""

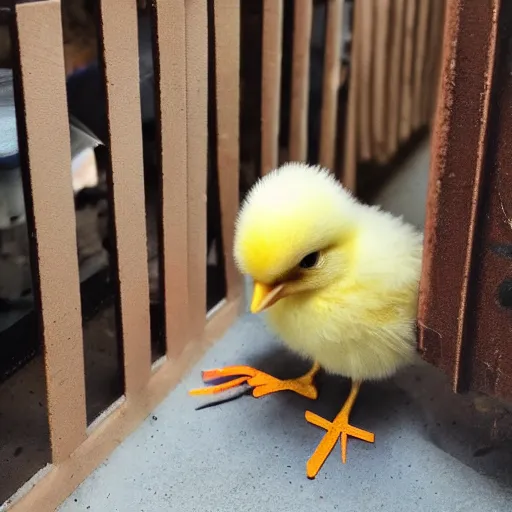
[
  {"left": 373, "top": 139, "right": 430, "bottom": 231},
  {"left": 59, "top": 140, "right": 512, "bottom": 511},
  {"left": 60, "top": 316, "right": 512, "bottom": 512}
]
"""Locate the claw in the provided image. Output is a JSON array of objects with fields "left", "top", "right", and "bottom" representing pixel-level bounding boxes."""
[
  {"left": 305, "top": 411, "right": 332, "bottom": 430},
  {"left": 189, "top": 365, "right": 262, "bottom": 397},
  {"left": 201, "top": 365, "right": 261, "bottom": 383},
  {"left": 189, "top": 376, "right": 250, "bottom": 396}
]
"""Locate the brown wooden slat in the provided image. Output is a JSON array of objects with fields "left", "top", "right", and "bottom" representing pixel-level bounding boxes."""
[
  {"left": 261, "top": 0, "right": 283, "bottom": 175},
  {"left": 412, "top": 0, "right": 430, "bottom": 129},
  {"left": 151, "top": 0, "right": 189, "bottom": 358},
  {"left": 289, "top": 0, "right": 313, "bottom": 162},
  {"left": 434, "top": 2, "right": 447, "bottom": 118},
  {"left": 386, "top": 0, "right": 405, "bottom": 156},
  {"left": 399, "top": 0, "right": 417, "bottom": 142},
  {"left": 213, "top": 0, "right": 242, "bottom": 301},
  {"left": 98, "top": 0, "right": 151, "bottom": 394},
  {"left": 185, "top": 0, "right": 208, "bottom": 338},
  {"left": 431, "top": 1, "right": 445, "bottom": 120},
  {"left": 12, "top": 0, "right": 86, "bottom": 462},
  {"left": 420, "top": 0, "right": 434, "bottom": 124},
  {"left": 418, "top": 0, "right": 500, "bottom": 392},
  {"left": 372, "top": 0, "right": 391, "bottom": 163},
  {"left": 357, "top": 0, "right": 373, "bottom": 161},
  {"left": 433, "top": 2, "right": 447, "bottom": 120},
  {"left": 341, "top": 0, "right": 359, "bottom": 190},
  {"left": 425, "top": 0, "right": 446, "bottom": 123},
  {"left": 8, "top": 296, "right": 242, "bottom": 511},
  {"left": 319, "top": 0, "right": 343, "bottom": 170}
]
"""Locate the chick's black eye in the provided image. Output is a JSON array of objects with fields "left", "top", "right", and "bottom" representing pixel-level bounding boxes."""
[{"left": 299, "top": 251, "right": 320, "bottom": 269}]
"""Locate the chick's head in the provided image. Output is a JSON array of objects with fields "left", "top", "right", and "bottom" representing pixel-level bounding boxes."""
[{"left": 234, "top": 163, "right": 360, "bottom": 313}]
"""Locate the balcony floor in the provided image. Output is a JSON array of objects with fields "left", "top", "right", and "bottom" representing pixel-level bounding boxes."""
[
  {"left": 59, "top": 311, "right": 512, "bottom": 512},
  {"left": 60, "top": 140, "right": 512, "bottom": 511}
]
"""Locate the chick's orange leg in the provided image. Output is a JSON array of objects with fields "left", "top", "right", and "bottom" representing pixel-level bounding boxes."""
[
  {"left": 305, "top": 380, "right": 374, "bottom": 479},
  {"left": 248, "top": 361, "right": 320, "bottom": 399}
]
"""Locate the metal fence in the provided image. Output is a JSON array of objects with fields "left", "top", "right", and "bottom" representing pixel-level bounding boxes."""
[{"left": 1, "top": 0, "right": 444, "bottom": 510}]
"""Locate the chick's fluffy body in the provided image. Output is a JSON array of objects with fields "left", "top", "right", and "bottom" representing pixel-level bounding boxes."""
[{"left": 234, "top": 163, "right": 423, "bottom": 382}]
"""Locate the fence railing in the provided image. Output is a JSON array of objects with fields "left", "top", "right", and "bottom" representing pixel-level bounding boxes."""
[
  {"left": 3, "top": 1, "right": 241, "bottom": 510},
  {"left": 1, "top": 0, "right": 444, "bottom": 509},
  {"left": 259, "top": 0, "right": 444, "bottom": 188}
]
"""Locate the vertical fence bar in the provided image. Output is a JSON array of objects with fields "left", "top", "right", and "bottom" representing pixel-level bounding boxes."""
[
  {"left": 433, "top": 1, "right": 447, "bottom": 119},
  {"left": 213, "top": 0, "right": 242, "bottom": 301},
  {"left": 372, "top": 0, "right": 390, "bottom": 163},
  {"left": 425, "top": 0, "right": 445, "bottom": 123},
  {"left": 341, "top": 0, "right": 360, "bottom": 190},
  {"left": 431, "top": 1, "right": 446, "bottom": 121},
  {"left": 421, "top": 0, "right": 435, "bottom": 124},
  {"left": 399, "top": 0, "right": 417, "bottom": 141},
  {"left": 289, "top": 0, "right": 312, "bottom": 162},
  {"left": 358, "top": 0, "right": 373, "bottom": 161},
  {"left": 185, "top": 0, "right": 208, "bottom": 338},
  {"left": 387, "top": 0, "right": 405, "bottom": 155},
  {"left": 98, "top": 0, "right": 151, "bottom": 395},
  {"left": 11, "top": 0, "right": 86, "bottom": 462},
  {"left": 261, "top": 0, "right": 283, "bottom": 175},
  {"left": 413, "top": 0, "right": 430, "bottom": 129},
  {"left": 319, "top": 0, "right": 343, "bottom": 170},
  {"left": 151, "top": 0, "right": 189, "bottom": 358}
]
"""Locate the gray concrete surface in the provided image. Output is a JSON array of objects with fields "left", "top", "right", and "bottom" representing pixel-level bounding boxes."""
[
  {"left": 373, "top": 138, "right": 431, "bottom": 231},
  {"left": 60, "top": 141, "right": 512, "bottom": 512},
  {"left": 60, "top": 313, "right": 512, "bottom": 512}
]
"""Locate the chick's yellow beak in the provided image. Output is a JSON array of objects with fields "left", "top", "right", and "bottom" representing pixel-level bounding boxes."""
[{"left": 250, "top": 281, "right": 285, "bottom": 314}]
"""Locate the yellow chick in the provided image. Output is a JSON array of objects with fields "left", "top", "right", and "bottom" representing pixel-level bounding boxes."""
[{"left": 232, "top": 162, "right": 424, "bottom": 478}]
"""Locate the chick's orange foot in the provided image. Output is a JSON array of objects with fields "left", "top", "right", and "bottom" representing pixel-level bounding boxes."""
[
  {"left": 305, "top": 380, "right": 375, "bottom": 479},
  {"left": 189, "top": 361, "right": 320, "bottom": 400},
  {"left": 249, "top": 361, "right": 320, "bottom": 399}
]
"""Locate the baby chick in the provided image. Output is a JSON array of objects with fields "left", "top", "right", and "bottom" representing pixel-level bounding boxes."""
[
  {"left": 197, "top": 162, "right": 423, "bottom": 478},
  {"left": 234, "top": 162, "right": 423, "bottom": 476}
]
